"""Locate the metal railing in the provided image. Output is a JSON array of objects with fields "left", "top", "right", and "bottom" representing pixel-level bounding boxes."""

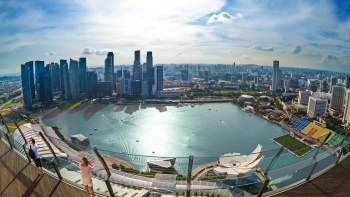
[{"left": 0, "top": 116, "right": 350, "bottom": 197}]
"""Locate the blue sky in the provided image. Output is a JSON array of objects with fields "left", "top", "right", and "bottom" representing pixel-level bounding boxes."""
[{"left": 0, "top": 0, "right": 350, "bottom": 74}]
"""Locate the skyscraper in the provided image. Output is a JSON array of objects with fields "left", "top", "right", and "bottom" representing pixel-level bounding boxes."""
[
  {"left": 242, "top": 73, "right": 247, "bottom": 85},
  {"left": 43, "top": 65, "right": 53, "bottom": 105},
  {"left": 204, "top": 71, "right": 209, "bottom": 83},
  {"left": 79, "top": 57, "right": 87, "bottom": 93},
  {"left": 62, "top": 63, "right": 71, "bottom": 100},
  {"left": 69, "top": 58, "right": 80, "bottom": 99},
  {"left": 330, "top": 85, "right": 345, "bottom": 112},
  {"left": 104, "top": 52, "right": 114, "bottom": 83},
  {"left": 133, "top": 50, "right": 142, "bottom": 81},
  {"left": 50, "top": 62, "right": 61, "bottom": 93},
  {"left": 123, "top": 70, "right": 131, "bottom": 95},
  {"left": 87, "top": 71, "right": 97, "bottom": 99},
  {"left": 60, "top": 59, "right": 67, "bottom": 96},
  {"left": 154, "top": 65, "right": 163, "bottom": 92},
  {"left": 35, "top": 61, "right": 45, "bottom": 101},
  {"left": 284, "top": 78, "right": 290, "bottom": 93},
  {"left": 146, "top": 51, "right": 154, "bottom": 95},
  {"left": 21, "top": 61, "right": 35, "bottom": 109},
  {"left": 307, "top": 97, "right": 328, "bottom": 118},
  {"left": 271, "top": 60, "right": 280, "bottom": 91}
]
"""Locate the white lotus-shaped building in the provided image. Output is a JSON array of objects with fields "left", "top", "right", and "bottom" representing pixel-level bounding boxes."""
[{"left": 214, "top": 144, "right": 263, "bottom": 179}]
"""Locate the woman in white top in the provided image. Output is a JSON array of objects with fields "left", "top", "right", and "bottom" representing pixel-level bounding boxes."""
[
  {"left": 28, "top": 138, "right": 43, "bottom": 175},
  {"left": 79, "top": 156, "right": 95, "bottom": 197}
]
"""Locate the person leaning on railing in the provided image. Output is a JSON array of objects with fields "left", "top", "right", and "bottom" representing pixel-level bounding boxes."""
[
  {"left": 80, "top": 156, "right": 95, "bottom": 197},
  {"left": 27, "top": 137, "right": 43, "bottom": 176}
]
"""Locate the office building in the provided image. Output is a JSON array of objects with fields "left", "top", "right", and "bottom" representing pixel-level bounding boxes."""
[
  {"left": 307, "top": 97, "right": 328, "bottom": 118},
  {"left": 50, "top": 62, "right": 61, "bottom": 93},
  {"left": 204, "top": 71, "right": 209, "bottom": 83},
  {"left": 79, "top": 57, "right": 87, "bottom": 93},
  {"left": 242, "top": 73, "right": 247, "bottom": 85},
  {"left": 284, "top": 79, "right": 290, "bottom": 93},
  {"left": 35, "top": 61, "right": 45, "bottom": 101},
  {"left": 123, "top": 70, "right": 131, "bottom": 95},
  {"left": 181, "top": 69, "right": 189, "bottom": 82},
  {"left": 104, "top": 52, "right": 114, "bottom": 83},
  {"left": 330, "top": 76, "right": 338, "bottom": 93},
  {"left": 60, "top": 59, "right": 67, "bottom": 96},
  {"left": 133, "top": 51, "right": 142, "bottom": 81},
  {"left": 43, "top": 65, "right": 53, "bottom": 105},
  {"left": 330, "top": 85, "right": 345, "bottom": 112},
  {"left": 271, "top": 60, "right": 281, "bottom": 91},
  {"left": 62, "top": 63, "right": 71, "bottom": 100},
  {"left": 21, "top": 62, "right": 35, "bottom": 109},
  {"left": 320, "top": 80, "right": 328, "bottom": 92},
  {"left": 346, "top": 74, "right": 350, "bottom": 89},
  {"left": 146, "top": 51, "right": 154, "bottom": 95},
  {"left": 69, "top": 58, "right": 80, "bottom": 99},
  {"left": 87, "top": 71, "right": 97, "bottom": 99},
  {"left": 298, "top": 91, "right": 312, "bottom": 105},
  {"left": 141, "top": 80, "right": 149, "bottom": 99},
  {"left": 131, "top": 80, "right": 141, "bottom": 95},
  {"left": 116, "top": 77, "right": 124, "bottom": 96},
  {"left": 343, "top": 89, "right": 350, "bottom": 124},
  {"left": 134, "top": 50, "right": 140, "bottom": 65},
  {"left": 154, "top": 65, "right": 163, "bottom": 92}
]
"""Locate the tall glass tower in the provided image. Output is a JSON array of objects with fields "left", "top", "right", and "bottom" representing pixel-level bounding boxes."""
[
  {"left": 146, "top": 51, "right": 154, "bottom": 95},
  {"left": 60, "top": 59, "right": 67, "bottom": 96},
  {"left": 21, "top": 61, "right": 35, "bottom": 109},
  {"left": 69, "top": 58, "right": 80, "bottom": 99},
  {"left": 35, "top": 61, "right": 45, "bottom": 101},
  {"left": 79, "top": 57, "right": 87, "bottom": 93}
]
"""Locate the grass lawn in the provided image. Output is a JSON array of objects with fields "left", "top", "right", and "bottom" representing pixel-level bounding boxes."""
[
  {"left": 6, "top": 120, "right": 28, "bottom": 133},
  {"left": 273, "top": 134, "right": 312, "bottom": 157},
  {"left": 68, "top": 102, "right": 82, "bottom": 109}
]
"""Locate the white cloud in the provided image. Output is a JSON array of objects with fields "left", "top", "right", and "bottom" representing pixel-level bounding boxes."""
[
  {"left": 322, "top": 54, "right": 340, "bottom": 63},
  {"left": 95, "top": 49, "right": 109, "bottom": 56},
  {"left": 220, "top": 50, "right": 233, "bottom": 55},
  {"left": 82, "top": 48, "right": 117, "bottom": 56},
  {"left": 82, "top": 48, "right": 95, "bottom": 55},
  {"left": 292, "top": 45, "right": 302, "bottom": 54},
  {"left": 175, "top": 53, "right": 183, "bottom": 57},
  {"left": 207, "top": 12, "right": 242, "bottom": 24},
  {"left": 46, "top": 51, "right": 55, "bottom": 56},
  {"left": 252, "top": 45, "right": 274, "bottom": 51}
]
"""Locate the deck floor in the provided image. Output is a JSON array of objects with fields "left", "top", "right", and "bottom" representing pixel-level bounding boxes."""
[{"left": 278, "top": 156, "right": 350, "bottom": 196}]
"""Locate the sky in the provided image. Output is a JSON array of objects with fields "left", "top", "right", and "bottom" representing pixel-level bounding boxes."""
[{"left": 0, "top": 0, "right": 350, "bottom": 74}]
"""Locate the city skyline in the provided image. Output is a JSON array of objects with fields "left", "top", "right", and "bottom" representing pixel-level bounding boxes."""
[{"left": 1, "top": 0, "right": 350, "bottom": 74}]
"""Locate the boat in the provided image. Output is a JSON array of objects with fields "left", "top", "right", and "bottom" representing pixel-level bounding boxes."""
[
  {"left": 89, "top": 133, "right": 93, "bottom": 135},
  {"left": 136, "top": 140, "right": 139, "bottom": 142},
  {"left": 152, "top": 151, "right": 155, "bottom": 153},
  {"left": 94, "top": 128, "right": 97, "bottom": 130}
]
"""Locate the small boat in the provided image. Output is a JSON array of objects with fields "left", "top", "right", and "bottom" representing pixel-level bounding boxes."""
[
  {"left": 136, "top": 140, "right": 139, "bottom": 142},
  {"left": 209, "top": 109, "right": 211, "bottom": 110},
  {"left": 94, "top": 128, "right": 97, "bottom": 130},
  {"left": 89, "top": 133, "right": 93, "bottom": 135},
  {"left": 152, "top": 151, "right": 155, "bottom": 153}
]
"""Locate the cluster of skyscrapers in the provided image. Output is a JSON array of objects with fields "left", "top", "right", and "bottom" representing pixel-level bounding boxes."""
[{"left": 21, "top": 50, "right": 164, "bottom": 109}]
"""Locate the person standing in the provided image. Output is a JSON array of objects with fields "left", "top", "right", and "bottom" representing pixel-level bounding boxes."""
[
  {"left": 28, "top": 138, "right": 43, "bottom": 175},
  {"left": 79, "top": 156, "right": 95, "bottom": 197}
]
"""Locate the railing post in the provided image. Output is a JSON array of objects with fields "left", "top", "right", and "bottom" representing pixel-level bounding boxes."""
[
  {"left": 22, "top": 144, "right": 31, "bottom": 162},
  {"left": 93, "top": 147, "right": 115, "bottom": 197},
  {"left": 38, "top": 132, "right": 62, "bottom": 180},
  {"left": 336, "top": 128, "right": 350, "bottom": 165},
  {"left": 5, "top": 133, "right": 13, "bottom": 149},
  {"left": 186, "top": 155, "right": 194, "bottom": 197},
  {"left": 264, "top": 147, "right": 284, "bottom": 177},
  {"left": 306, "top": 132, "right": 332, "bottom": 181},
  {"left": 0, "top": 114, "right": 11, "bottom": 134},
  {"left": 14, "top": 120, "right": 28, "bottom": 144},
  {"left": 257, "top": 176, "right": 270, "bottom": 197}
]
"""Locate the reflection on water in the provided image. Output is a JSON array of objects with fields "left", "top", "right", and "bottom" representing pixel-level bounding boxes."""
[{"left": 43, "top": 103, "right": 300, "bottom": 171}]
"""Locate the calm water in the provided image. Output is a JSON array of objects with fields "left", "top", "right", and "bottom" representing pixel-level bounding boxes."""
[{"left": 43, "top": 103, "right": 288, "bottom": 157}]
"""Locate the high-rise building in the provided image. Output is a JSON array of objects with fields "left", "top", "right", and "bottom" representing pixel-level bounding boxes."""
[
  {"left": 79, "top": 57, "right": 87, "bottom": 93},
  {"left": 62, "top": 63, "right": 71, "bottom": 100},
  {"left": 154, "top": 65, "right": 163, "bottom": 92},
  {"left": 35, "top": 61, "right": 45, "bottom": 101},
  {"left": 69, "top": 59, "right": 80, "bottom": 99},
  {"left": 96, "top": 81, "right": 112, "bottom": 97},
  {"left": 343, "top": 89, "right": 350, "bottom": 124},
  {"left": 50, "top": 63, "right": 61, "bottom": 93},
  {"left": 181, "top": 69, "right": 189, "bottom": 81},
  {"left": 104, "top": 52, "right": 114, "bottom": 83},
  {"left": 298, "top": 91, "right": 312, "bottom": 105},
  {"left": 87, "top": 71, "right": 97, "bottom": 99},
  {"left": 307, "top": 97, "right": 328, "bottom": 118},
  {"left": 146, "top": 51, "right": 154, "bottom": 94},
  {"left": 123, "top": 70, "right": 131, "bottom": 95},
  {"left": 241, "top": 73, "right": 247, "bottom": 85},
  {"left": 21, "top": 62, "right": 35, "bottom": 109},
  {"left": 134, "top": 50, "right": 140, "bottom": 65},
  {"left": 345, "top": 74, "right": 350, "bottom": 89},
  {"left": 330, "top": 85, "right": 345, "bottom": 112},
  {"left": 320, "top": 80, "right": 328, "bottom": 92},
  {"left": 131, "top": 80, "right": 141, "bottom": 95},
  {"left": 141, "top": 80, "right": 149, "bottom": 99},
  {"left": 204, "top": 71, "right": 209, "bottom": 83},
  {"left": 43, "top": 65, "right": 53, "bottom": 105},
  {"left": 60, "top": 59, "right": 67, "bottom": 96},
  {"left": 271, "top": 60, "right": 280, "bottom": 91},
  {"left": 116, "top": 77, "right": 124, "bottom": 96},
  {"left": 133, "top": 50, "right": 142, "bottom": 81},
  {"left": 284, "top": 79, "right": 290, "bottom": 93}
]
